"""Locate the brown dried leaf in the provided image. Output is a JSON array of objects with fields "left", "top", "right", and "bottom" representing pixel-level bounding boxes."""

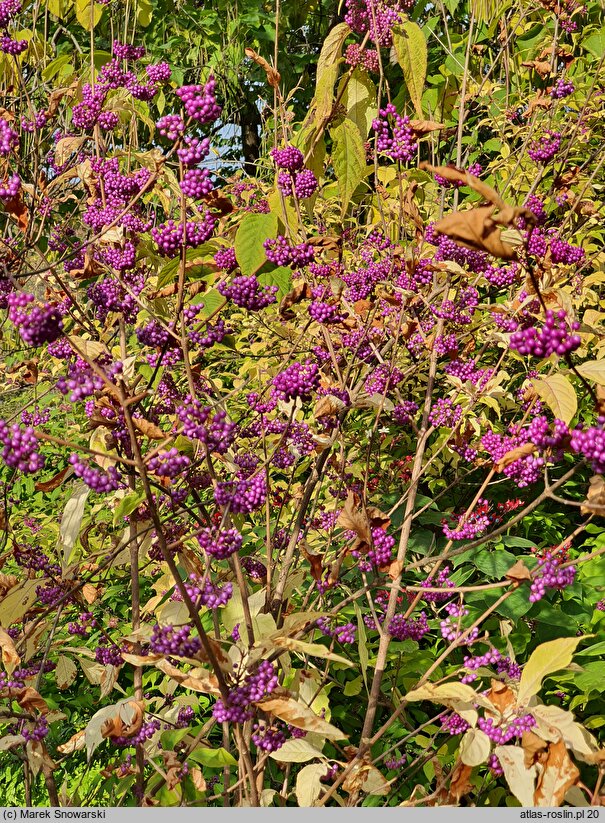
[
  {"left": 0, "top": 627, "right": 20, "bottom": 674},
  {"left": 57, "top": 729, "right": 86, "bottom": 754},
  {"left": 521, "top": 60, "right": 553, "bottom": 78},
  {"left": 581, "top": 475, "right": 605, "bottom": 516},
  {"left": 155, "top": 659, "right": 221, "bottom": 695},
  {"left": 14, "top": 687, "right": 50, "bottom": 714},
  {"left": 81, "top": 583, "right": 98, "bottom": 605},
  {"left": 257, "top": 695, "right": 346, "bottom": 739},
  {"left": 34, "top": 466, "right": 72, "bottom": 493},
  {"left": 485, "top": 680, "right": 516, "bottom": 715},
  {"left": 133, "top": 418, "right": 165, "bottom": 440},
  {"left": 301, "top": 543, "right": 324, "bottom": 582},
  {"left": 409, "top": 119, "right": 445, "bottom": 136},
  {"left": 314, "top": 395, "right": 346, "bottom": 418},
  {"left": 448, "top": 761, "right": 473, "bottom": 802},
  {"left": 495, "top": 442, "right": 537, "bottom": 471},
  {"left": 245, "top": 48, "right": 281, "bottom": 88},
  {"left": 190, "top": 767, "right": 206, "bottom": 793},
  {"left": 101, "top": 699, "right": 144, "bottom": 740},
  {"left": 522, "top": 730, "right": 549, "bottom": 767},
  {"left": 534, "top": 739, "right": 580, "bottom": 806},
  {"left": 506, "top": 559, "right": 532, "bottom": 583},
  {"left": 432, "top": 206, "right": 518, "bottom": 260},
  {"left": 0, "top": 574, "right": 18, "bottom": 598},
  {"left": 55, "top": 136, "right": 88, "bottom": 168},
  {"left": 3, "top": 194, "right": 28, "bottom": 232},
  {"left": 337, "top": 492, "right": 371, "bottom": 549},
  {"left": 280, "top": 282, "right": 312, "bottom": 316}
]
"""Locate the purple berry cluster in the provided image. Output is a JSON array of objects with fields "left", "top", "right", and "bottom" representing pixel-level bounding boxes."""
[
  {"left": 529, "top": 551, "right": 576, "bottom": 602},
  {"left": 550, "top": 78, "right": 574, "bottom": 98},
  {"left": 147, "top": 448, "right": 191, "bottom": 479},
  {"left": 152, "top": 214, "right": 216, "bottom": 257},
  {"left": 196, "top": 527, "right": 242, "bottom": 560},
  {"left": 180, "top": 167, "right": 213, "bottom": 199},
  {"left": 570, "top": 424, "right": 605, "bottom": 473},
  {"left": 477, "top": 713, "right": 536, "bottom": 743},
  {"left": 177, "top": 398, "right": 236, "bottom": 453},
  {"left": 175, "top": 76, "right": 221, "bottom": 124},
  {"left": 214, "top": 474, "right": 267, "bottom": 513},
  {"left": 218, "top": 275, "right": 277, "bottom": 310},
  {"left": 527, "top": 130, "right": 561, "bottom": 164},
  {"left": 272, "top": 360, "right": 319, "bottom": 401},
  {"left": 440, "top": 602, "right": 479, "bottom": 645},
  {"left": 461, "top": 647, "right": 521, "bottom": 683},
  {"left": 317, "top": 617, "right": 357, "bottom": 644},
  {"left": 185, "top": 575, "right": 233, "bottom": 608},
  {"left": 0, "top": 117, "right": 18, "bottom": 156},
  {"left": 149, "top": 623, "right": 202, "bottom": 657},
  {"left": 0, "top": 421, "right": 44, "bottom": 473},
  {"left": 212, "top": 660, "right": 278, "bottom": 723},
  {"left": 372, "top": 104, "right": 417, "bottom": 163},
  {"left": 264, "top": 236, "right": 315, "bottom": 269},
  {"left": 510, "top": 309, "right": 580, "bottom": 357},
  {"left": 69, "top": 455, "right": 122, "bottom": 492},
  {"left": 8, "top": 293, "right": 63, "bottom": 347}
]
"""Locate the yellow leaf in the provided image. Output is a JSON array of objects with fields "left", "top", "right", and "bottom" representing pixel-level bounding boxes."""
[
  {"left": 518, "top": 637, "right": 583, "bottom": 706},
  {"left": 531, "top": 373, "right": 577, "bottom": 424},
  {"left": 575, "top": 359, "right": 605, "bottom": 385}
]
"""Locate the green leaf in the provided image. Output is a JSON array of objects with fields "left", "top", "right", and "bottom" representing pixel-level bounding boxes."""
[
  {"left": 517, "top": 636, "right": 584, "bottom": 705},
  {"left": 392, "top": 22, "right": 427, "bottom": 117},
  {"left": 46, "top": 0, "right": 72, "bottom": 19},
  {"left": 136, "top": 0, "right": 152, "bottom": 26},
  {"left": 42, "top": 54, "right": 72, "bottom": 80},
  {"left": 344, "top": 675, "right": 363, "bottom": 697},
  {"left": 331, "top": 118, "right": 367, "bottom": 217},
  {"left": 74, "top": 0, "right": 102, "bottom": 30},
  {"left": 196, "top": 289, "right": 225, "bottom": 319},
  {"left": 235, "top": 211, "right": 278, "bottom": 276},
  {"left": 188, "top": 747, "right": 237, "bottom": 768},
  {"left": 583, "top": 29, "right": 605, "bottom": 59},
  {"left": 258, "top": 266, "right": 292, "bottom": 300},
  {"left": 355, "top": 603, "right": 369, "bottom": 688},
  {"left": 340, "top": 69, "right": 378, "bottom": 140},
  {"left": 473, "top": 549, "right": 517, "bottom": 579},
  {"left": 113, "top": 490, "right": 146, "bottom": 526},
  {"left": 157, "top": 244, "right": 216, "bottom": 288},
  {"left": 312, "top": 23, "right": 351, "bottom": 127},
  {"left": 531, "top": 373, "right": 577, "bottom": 425}
]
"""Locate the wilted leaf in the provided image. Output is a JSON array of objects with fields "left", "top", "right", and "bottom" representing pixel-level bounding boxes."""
[
  {"left": 496, "top": 744, "right": 538, "bottom": 806},
  {"left": 522, "top": 730, "right": 549, "bottom": 766},
  {"left": 296, "top": 762, "right": 330, "bottom": 806},
  {"left": 55, "top": 655, "right": 77, "bottom": 690},
  {"left": 26, "top": 740, "right": 55, "bottom": 778},
  {"left": 0, "top": 734, "right": 25, "bottom": 751},
  {"left": 485, "top": 680, "right": 516, "bottom": 715},
  {"left": 531, "top": 374, "right": 577, "bottom": 425},
  {"left": 0, "top": 578, "right": 40, "bottom": 627},
  {"left": 532, "top": 705, "right": 597, "bottom": 760},
  {"left": 448, "top": 761, "right": 473, "bottom": 802},
  {"left": 505, "top": 559, "right": 532, "bottom": 582},
  {"left": 269, "top": 635, "right": 351, "bottom": 666},
  {"left": 314, "top": 395, "right": 347, "bottom": 418},
  {"left": 301, "top": 543, "right": 324, "bottom": 581},
  {"left": 245, "top": 48, "right": 281, "bottom": 88},
  {"left": 14, "top": 687, "right": 49, "bottom": 714},
  {"left": 522, "top": 60, "right": 553, "bottom": 77},
  {"left": 0, "top": 627, "right": 20, "bottom": 674},
  {"left": 257, "top": 695, "right": 346, "bottom": 740},
  {"left": 59, "top": 481, "right": 90, "bottom": 569},
  {"left": 534, "top": 739, "right": 580, "bottom": 806},
  {"left": 518, "top": 637, "right": 583, "bottom": 705},
  {"left": 81, "top": 583, "right": 98, "bottom": 605},
  {"left": 495, "top": 442, "right": 537, "bottom": 471},
  {"left": 581, "top": 475, "right": 605, "bottom": 516},
  {"left": 460, "top": 728, "right": 491, "bottom": 766},
  {"left": 57, "top": 729, "right": 86, "bottom": 754},
  {"left": 432, "top": 206, "right": 518, "bottom": 259},
  {"left": 155, "top": 659, "right": 221, "bottom": 696},
  {"left": 312, "top": 22, "right": 351, "bottom": 127},
  {"left": 133, "top": 418, "right": 165, "bottom": 440},
  {"left": 35, "top": 466, "right": 72, "bottom": 492},
  {"left": 409, "top": 119, "right": 444, "bottom": 136},
  {"left": 190, "top": 767, "right": 206, "bottom": 793}
]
